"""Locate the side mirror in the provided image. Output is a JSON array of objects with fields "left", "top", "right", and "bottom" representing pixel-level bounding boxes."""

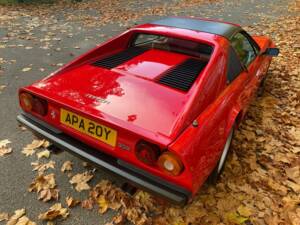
[{"left": 263, "top": 48, "right": 279, "bottom": 56}]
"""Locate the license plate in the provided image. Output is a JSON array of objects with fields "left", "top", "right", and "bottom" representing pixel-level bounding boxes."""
[{"left": 60, "top": 108, "right": 117, "bottom": 147}]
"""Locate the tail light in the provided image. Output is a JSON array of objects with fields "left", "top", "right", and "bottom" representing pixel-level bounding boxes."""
[
  {"left": 158, "top": 152, "right": 183, "bottom": 176},
  {"left": 19, "top": 92, "right": 48, "bottom": 116},
  {"left": 20, "top": 92, "right": 34, "bottom": 111},
  {"left": 135, "top": 141, "right": 160, "bottom": 166}
]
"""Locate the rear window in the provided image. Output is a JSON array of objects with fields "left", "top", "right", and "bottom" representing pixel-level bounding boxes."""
[{"left": 131, "top": 33, "right": 213, "bottom": 60}]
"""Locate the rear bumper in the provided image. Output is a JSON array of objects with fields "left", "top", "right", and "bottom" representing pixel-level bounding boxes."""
[{"left": 17, "top": 113, "right": 191, "bottom": 205}]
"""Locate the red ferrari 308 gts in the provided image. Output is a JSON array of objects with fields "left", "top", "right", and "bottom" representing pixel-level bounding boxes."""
[{"left": 17, "top": 17, "right": 278, "bottom": 205}]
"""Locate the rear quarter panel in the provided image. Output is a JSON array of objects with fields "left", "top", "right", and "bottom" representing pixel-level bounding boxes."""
[{"left": 170, "top": 35, "right": 275, "bottom": 194}]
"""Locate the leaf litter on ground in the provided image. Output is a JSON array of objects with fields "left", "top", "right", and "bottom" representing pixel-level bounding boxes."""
[{"left": 0, "top": 139, "right": 12, "bottom": 156}]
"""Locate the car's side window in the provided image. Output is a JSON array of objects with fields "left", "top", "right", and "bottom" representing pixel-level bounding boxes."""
[
  {"left": 231, "top": 32, "right": 257, "bottom": 67},
  {"left": 227, "top": 46, "right": 244, "bottom": 82}
]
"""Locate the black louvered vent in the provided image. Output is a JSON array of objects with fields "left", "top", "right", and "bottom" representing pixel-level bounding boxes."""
[
  {"left": 158, "top": 58, "right": 207, "bottom": 91},
  {"left": 91, "top": 47, "right": 148, "bottom": 69}
]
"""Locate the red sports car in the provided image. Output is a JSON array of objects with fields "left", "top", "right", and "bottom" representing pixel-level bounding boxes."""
[{"left": 17, "top": 17, "right": 278, "bottom": 205}]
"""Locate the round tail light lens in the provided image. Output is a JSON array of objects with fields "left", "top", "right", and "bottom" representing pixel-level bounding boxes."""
[
  {"left": 135, "top": 142, "right": 160, "bottom": 166},
  {"left": 20, "top": 92, "right": 34, "bottom": 111},
  {"left": 158, "top": 152, "right": 183, "bottom": 176}
]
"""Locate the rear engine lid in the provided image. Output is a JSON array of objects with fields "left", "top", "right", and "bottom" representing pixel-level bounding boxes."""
[{"left": 30, "top": 63, "right": 193, "bottom": 140}]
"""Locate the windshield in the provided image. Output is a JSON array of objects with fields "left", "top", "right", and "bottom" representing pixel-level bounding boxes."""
[{"left": 131, "top": 33, "right": 213, "bottom": 59}]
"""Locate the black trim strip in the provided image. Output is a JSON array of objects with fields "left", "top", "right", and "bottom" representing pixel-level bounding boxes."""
[
  {"left": 158, "top": 58, "right": 207, "bottom": 91},
  {"left": 91, "top": 47, "right": 148, "bottom": 69},
  {"left": 17, "top": 113, "right": 190, "bottom": 205}
]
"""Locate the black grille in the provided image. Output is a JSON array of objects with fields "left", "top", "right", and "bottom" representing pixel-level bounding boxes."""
[
  {"left": 92, "top": 47, "right": 148, "bottom": 69},
  {"left": 158, "top": 58, "right": 207, "bottom": 91}
]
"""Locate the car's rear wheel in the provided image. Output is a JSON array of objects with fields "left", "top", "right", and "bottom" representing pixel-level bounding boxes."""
[
  {"left": 208, "top": 126, "right": 234, "bottom": 184},
  {"left": 257, "top": 76, "right": 267, "bottom": 97}
]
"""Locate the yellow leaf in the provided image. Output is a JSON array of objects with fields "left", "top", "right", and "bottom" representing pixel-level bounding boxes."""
[
  {"left": 226, "top": 212, "right": 248, "bottom": 224},
  {"left": 237, "top": 205, "right": 253, "bottom": 217},
  {"left": 97, "top": 196, "right": 108, "bottom": 214},
  {"left": 22, "top": 67, "right": 31, "bottom": 72},
  {"left": 36, "top": 150, "right": 50, "bottom": 159}
]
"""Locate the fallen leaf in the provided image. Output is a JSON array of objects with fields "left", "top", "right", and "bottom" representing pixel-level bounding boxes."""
[
  {"left": 81, "top": 198, "right": 93, "bottom": 210},
  {"left": 226, "top": 211, "right": 248, "bottom": 224},
  {"left": 97, "top": 196, "right": 109, "bottom": 214},
  {"left": 61, "top": 161, "right": 73, "bottom": 173},
  {"left": 0, "top": 85, "right": 6, "bottom": 93},
  {"left": 0, "top": 139, "right": 10, "bottom": 148},
  {"left": 31, "top": 161, "right": 55, "bottom": 173},
  {"left": 237, "top": 205, "right": 253, "bottom": 217},
  {"left": 36, "top": 150, "right": 50, "bottom": 159},
  {"left": 0, "top": 212, "right": 9, "bottom": 221},
  {"left": 285, "top": 166, "right": 300, "bottom": 183},
  {"left": 65, "top": 196, "right": 80, "bottom": 208},
  {"left": 38, "top": 188, "right": 59, "bottom": 202},
  {"left": 0, "top": 139, "right": 12, "bottom": 156},
  {"left": 6, "top": 209, "right": 25, "bottom": 225},
  {"left": 15, "top": 216, "right": 36, "bottom": 225},
  {"left": 21, "top": 68, "right": 31, "bottom": 72},
  {"left": 29, "top": 173, "right": 56, "bottom": 193},
  {"left": 38, "top": 203, "right": 69, "bottom": 221},
  {"left": 22, "top": 140, "right": 46, "bottom": 156},
  {"left": 69, "top": 172, "right": 93, "bottom": 192},
  {"left": 0, "top": 147, "right": 12, "bottom": 156},
  {"left": 46, "top": 222, "right": 55, "bottom": 225}
]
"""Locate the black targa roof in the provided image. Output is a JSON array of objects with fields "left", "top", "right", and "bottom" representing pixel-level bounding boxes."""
[{"left": 150, "top": 17, "right": 241, "bottom": 39}]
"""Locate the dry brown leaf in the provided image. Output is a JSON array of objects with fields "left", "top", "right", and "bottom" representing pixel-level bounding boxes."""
[
  {"left": 69, "top": 172, "right": 93, "bottom": 192},
  {"left": 285, "top": 180, "right": 300, "bottom": 193},
  {"left": 38, "top": 188, "right": 59, "bottom": 202},
  {"left": 46, "top": 222, "right": 55, "bottom": 225},
  {"left": 29, "top": 173, "right": 56, "bottom": 192},
  {"left": 29, "top": 173, "right": 56, "bottom": 193},
  {"left": 81, "top": 198, "right": 94, "bottom": 210},
  {"left": 285, "top": 166, "right": 300, "bottom": 183},
  {"left": 61, "top": 161, "right": 73, "bottom": 173},
  {"left": 0, "top": 212, "right": 9, "bottom": 221},
  {"left": 0, "top": 139, "right": 12, "bottom": 156},
  {"left": 0, "top": 85, "right": 6, "bottom": 91},
  {"left": 21, "top": 68, "right": 31, "bottom": 72},
  {"left": 15, "top": 216, "right": 36, "bottom": 225},
  {"left": 36, "top": 150, "right": 50, "bottom": 159},
  {"left": 0, "top": 139, "right": 10, "bottom": 148},
  {"left": 22, "top": 140, "right": 45, "bottom": 157},
  {"left": 31, "top": 161, "right": 55, "bottom": 173},
  {"left": 0, "top": 147, "right": 12, "bottom": 156},
  {"left": 6, "top": 209, "right": 25, "bottom": 225},
  {"left": 65, "top": 196, "right": 80, "bottom": 208},
  {"left": 38, "top": 203, "right": 69, "bottom": 221}
]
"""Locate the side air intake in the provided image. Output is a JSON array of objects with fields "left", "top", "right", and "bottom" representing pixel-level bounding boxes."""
[
  {"left": 158, "top": 58, "right": 207, "bottom": 91},
  {"left": 92, "top": 47, "right": 148, "bottom": 69}
]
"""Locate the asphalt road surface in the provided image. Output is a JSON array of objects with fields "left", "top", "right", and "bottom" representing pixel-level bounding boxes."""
[{"left": 0, "top": 0, "right": 294, "bottom": 224}]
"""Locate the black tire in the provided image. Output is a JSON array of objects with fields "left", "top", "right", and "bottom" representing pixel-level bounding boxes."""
[
  {"left": 208, "top": 126, "right": 234, "bottom": 184},
  {"left": 257, "top": 76, "right": 266, "bottom": 97}
]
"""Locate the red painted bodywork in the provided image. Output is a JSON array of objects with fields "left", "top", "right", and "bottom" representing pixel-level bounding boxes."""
[{"left": 19, "top": 19, "right": 274, "bottom": 197}]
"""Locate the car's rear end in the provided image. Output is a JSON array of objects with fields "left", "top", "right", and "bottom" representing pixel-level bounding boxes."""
[{"left": 17, "top": 17, "right": 224, "bottom": 205}]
